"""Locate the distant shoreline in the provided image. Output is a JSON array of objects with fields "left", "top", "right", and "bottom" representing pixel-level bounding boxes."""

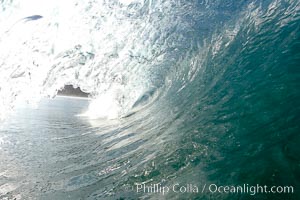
[
  {"left": 56, "top": 95, "right": 91, "bottom": 100},
  {"left": 57, "top": 85, "right": 90, "bottom": 98}
]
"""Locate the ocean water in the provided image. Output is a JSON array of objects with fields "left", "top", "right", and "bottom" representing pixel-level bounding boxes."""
[{"left": 0, "top": 0, "right": 300, "bottom": 199}]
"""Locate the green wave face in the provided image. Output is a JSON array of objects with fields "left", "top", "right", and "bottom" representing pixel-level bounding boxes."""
[{"left": 0, "top": 0, "right": 299, "bottom": 199}]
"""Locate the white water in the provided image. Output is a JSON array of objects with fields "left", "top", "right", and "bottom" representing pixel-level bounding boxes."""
[{"left": 0, "top": 0, "right": 187, "bottom": 119}]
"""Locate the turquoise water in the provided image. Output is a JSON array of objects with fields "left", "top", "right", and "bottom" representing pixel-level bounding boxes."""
[{"left": 0, "top": 0, "right": 300, "bottom": 199}]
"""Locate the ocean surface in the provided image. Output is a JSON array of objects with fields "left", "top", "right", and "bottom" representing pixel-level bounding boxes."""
[{"left": 0, "top": 0, "right": 300, "bottom": 199}]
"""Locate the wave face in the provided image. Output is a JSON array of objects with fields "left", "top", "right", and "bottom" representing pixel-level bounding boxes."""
[{"left": 0, "top": 0, "right": 300, "bottom": 199}]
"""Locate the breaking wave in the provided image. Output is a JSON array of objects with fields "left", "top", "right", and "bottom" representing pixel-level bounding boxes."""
[
  {"left": 1, "top": 0, "right": 299, "bottom": 120},
  {"left": 0, "top": 0, "right": 299, "bottom": 199}
]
